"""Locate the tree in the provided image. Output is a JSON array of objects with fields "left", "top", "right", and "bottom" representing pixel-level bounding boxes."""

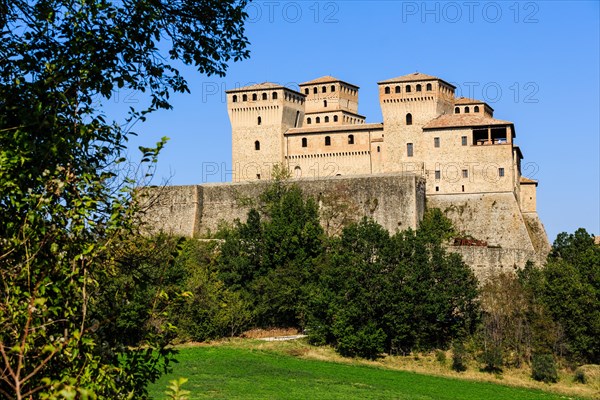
[{"left": 0, "top": 1, "right": 249, "bottom": 398}]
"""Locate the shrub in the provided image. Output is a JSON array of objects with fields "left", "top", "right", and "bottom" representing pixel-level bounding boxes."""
[
  {"left": 452, "top": 342, "right": 468, "bottom": 372},
  {"left": 435, "top": 350, "right": 447, "bottom": 364},
  {"left": 574, "top": 368, "right": 587, "bottom": 384},
  {"left": 531, "top": 354, "right": 558, "bottom": 383}
]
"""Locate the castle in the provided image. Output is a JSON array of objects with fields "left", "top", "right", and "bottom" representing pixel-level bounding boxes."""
[{"left": 144, "top": 72, "right": 550, "bottom": 278}]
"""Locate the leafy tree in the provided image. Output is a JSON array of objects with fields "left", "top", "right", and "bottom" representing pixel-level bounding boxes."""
[{"left": 0, "top": 1, "right": 249, "bottom": 398}]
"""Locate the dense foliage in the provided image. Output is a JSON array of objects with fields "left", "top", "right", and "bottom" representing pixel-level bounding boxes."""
[{"left": 0, "top": 1, "right": 249, "bottom": 398}]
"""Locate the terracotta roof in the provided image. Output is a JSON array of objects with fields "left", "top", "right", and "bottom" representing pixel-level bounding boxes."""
[
  {"left": 378, "top": 72, "right": 455, "bottom": 88},
  {"left": 520, "top": 176, "right": 538, "bottom": 185},
  {"left": 423, "top": 114, "right": 512, "bottom": 129},
  {"left": 299, "top": 75, "right": 359, "bottom": 89},
  {"left": 454, "top": 97, "right": 484, "bottom": 105},
  {"left": 226, "top": 82, "right": 302, "bottom": 94},
  {"left": 286, "top": 122, "right": 383, "bottom": 135}
]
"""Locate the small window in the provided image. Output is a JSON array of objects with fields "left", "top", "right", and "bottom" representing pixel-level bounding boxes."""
[
  {"left": 316, "top": 117, "right": 321, "bottom": 123},
  {"left": 462, "top": 185, "right": 465, "bottom": 192},
  {"left": 407, "top": 143, "right": 413, "bottom": 157},
  {"left": 331, "top": 85, "right": 335, "bottom": 92},
  {"left": 324, "top": 100, "right": 327, "bottom": 107},
  {"left": 435, "top": 170, "right": 441, "bottom": 180},
  {"left": 377, "top": 146, "right": 381, "bottom": 153},
  {"left": 348, "top": 134, "right": 354, "bottom": 145},
  {"left": 304, "top": 88, "right": 309, "bottom": 95},
  {"left": 395, "top": 86, "right": 400, "bottom": 93},
  {"left": 426, "top": 83, "right": 432, "bottom": 91},
  {"left": 262, "top": 93, "right": 267, "bottom": 100},
  {"left": 333, "top": 115, "right": 338, "bottom": 122},
  {"left": 242, "top": 94, "right": 248, "bottom": 101},
  {"left": 324, "top": 116, "right": 330, "bottom": 123},
  {"left": 252, "top": 93, "right": 257, "bottom": 101},
  {"left": 465, "top": 106, "right": 470, "bottom": 113},
  {"left": 257, "top": 174, "right": 261, "bottom": 180},
  {"left": 435, "top": 186, "right": 439, "bottom": 192},
  {"left": 455, "top": 107, "right": 460, "bottom": 114},
  {"left": 385, "top": 87, "right": 390, "bottom": 94},
  {"left": 272, "top": 92, "right": 278, "bottom": 100},
  {"left": 313, "top": 87, "right": 317, "bottom": 94},
  {"left": 302, "top": 138, "right": 307, "bottom": 147},
  {"left": 232, "top": 95, "right": 238, "bottom": 102},
  {"left": 474, "top": 105, "right": 480, "bottom": 113},
  {"left": 434, "top": 137, "right": 440, "bottom": 148},
  {"left": 254, "top": 140, "right": 260, "bottom": 151},
  {"left": 325, "top": 136, "right": 331, "bottom": 146},
  {"left": 499, "top": 168, "right": 505, "bottom": 177},
  {"left": 307, "top": 117, "right": 312, "bottom": 124},
  {"left": 257, "top": 116, "right": 262, "bottom": 125},
  {"left": 416, "top": 84, "right": 422, "bottom": 92},
  {"left": 405, "top": 85, "right": 411, "bottom": 93},
  {"left": 406, "top": 113, "right": 412, "bottom": 125},
  {"left": 322, "top": 86, "right": 326, "bottom": 93},
  {"left": 461, "top": 136, "right": 467, "bottom": 146},
  {"left": 462, "top": 169, "right": 468, "bottom": 178}
]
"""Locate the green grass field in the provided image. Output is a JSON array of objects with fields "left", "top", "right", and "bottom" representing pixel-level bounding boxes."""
[{"left": 148, "top": 342, "right": 586, "bottom": 400}]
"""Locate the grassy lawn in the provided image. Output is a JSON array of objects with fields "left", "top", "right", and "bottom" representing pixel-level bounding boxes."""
[{"left": 148, "top": 341, "right": 587, "bottom": 400}]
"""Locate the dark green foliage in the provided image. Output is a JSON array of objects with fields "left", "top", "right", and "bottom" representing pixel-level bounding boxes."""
[
  {"left": 573, "top": 368, "right": 587, "bottom": 384},
  {"left": 435, "top": 350, "right": 447, "bottom": 364},
  {"left": 452, "top": 341, "right": 468, "bottom": 372},
  {"left": 531, "top": 354, "right": 558, "bottom": 383}
]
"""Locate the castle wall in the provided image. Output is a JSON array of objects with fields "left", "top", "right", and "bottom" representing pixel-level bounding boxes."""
[{"left": 447, "top": 247, "right": 544, "bottom": 281}]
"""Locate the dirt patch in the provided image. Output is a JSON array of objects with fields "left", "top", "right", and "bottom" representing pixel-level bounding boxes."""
[{"left": 241, "top": 327, "right": 301, "bottom": 339}]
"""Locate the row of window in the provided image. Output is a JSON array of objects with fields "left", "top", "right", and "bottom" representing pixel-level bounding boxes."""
[
  {"left": 254, "top": 135, "right": 357, "bottom": 151},
  {"left": 303, "top": 85, "right": 357, "bottom": 96},
  {"left": 307, "top": 115, "right": 337, "bottom": 124},
  {"left": 384, "top": 83, "right": 433, "bottom": 94},
  {"left": 434, "top": 168, "right": 505, "bottom": 180},
  {"left": 432, "top": 136, "right": 469, "bottom": 147},
  {"left": 455, "top": 106, "right": 480, "bottom": 114},
  {"left": 233, "top": 92, "right": 278, "bottom": 102}
]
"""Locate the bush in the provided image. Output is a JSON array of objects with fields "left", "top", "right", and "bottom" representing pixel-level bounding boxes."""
[
  {"left": 531, "top": 354, "right": 558, "bottom": 383},
  {"left": 452, "top": 342, "right": 468, "bottom": 372},
  {"left": 435, "top": 350, "right": 447, "bottom": 364},
  {"left": 574, "top": 368, "right": 587, "bottom": 384}
]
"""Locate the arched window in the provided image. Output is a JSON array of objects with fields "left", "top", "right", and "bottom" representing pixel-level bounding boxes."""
[
  {"left": 313, "top": 87, "right": 317, "bottom": 94},
  {"left": 316, "top": 117, "right": 320, "bottom": 123},
  {"left": 455, "top": 107, "right": 460, "bottom": 114},
  {"left": 262, "top": 93, "right": 267, "bottom": 100},
  {"left": 406, "top": 113, "right": 412, "bottom": 125},
  {"left": 405, "top": 85, "right": 411, "bottom": 93},
  {"left": 385, "top": 87, "right": 390, "bottom": 94},
  {"left": 257, "top": 116, "right": 262, "bottom": 125},
  {"left": 416, "top": 84, "right": 422, "bottom": 92},
  {"left": 333, "top": 115, "right": 338, "bottom": 122},
  {"left": 474, "top": 105, "right": 480, "bottom": 113},
  {"left": 254, "top": 140, "right": 260, "bottom": 151},
  {"left": 242, "top": 94, "right": 247, "bottom": 101},
  {"left": 325, "top": 136, "right": 331, "bottom": 146},
  {"left": 302, "top": 138, "right": 307, "bottom": 147},
  {"left": 322, "top": 86, "right": 326, "bottom": 93},
  {"left": 252, "top": 93, "right": 257, "bottom": 101},
  {"left": 395, "top": 86, "right": 400, "bottom": 93},
  {"left": 426, "top": 83, "right": 432, "bottom": 91},
  {"left": 307, "top": 117, "right": 312, "bottom": 124},
  {"left": 324, "top": 116, "right": 330, "bottom": 123},
  {"left": 348, "top": 134, "right": 354, "bottom": 145},
  {"left": 272, "top": 92, "right": 278, "bottom": 100},
  {"left": 304, "top": 88, "right": 309, "bottom": 95},
  {"left": 232, "top": 95, "right": 238, "bottom": 102},
  {"left": 324, "top": 100, "right": 328, "bottom": 107},
  {"left": 331, "top": 85, "right": 335, "bottom": 92},
  {"left": 465, "top": 106, "right": 470, "bottom": 113},
  {"left": 377, "top": 146, "right": 381, "bottom": 153},
  {"left": 294, "top": 166, "right": 301, "bottom": 178}
]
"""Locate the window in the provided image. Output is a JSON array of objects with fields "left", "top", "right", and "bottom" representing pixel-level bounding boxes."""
[
  {"left": 232, "top": 95, "right": 238, "bottom": 102},
  {"left": 407, "top": 143, "right": 413, "bottom": 157},
  {"left": 257, "top": 116, "right": 262, "bottom": 125},
  {"left": 405, "top": 85, "right": 411, "bottom": 93},
  {"left": 499, "top": 168, "right": 505, "bottom": 177},
  {"left": 272, "top": 92, "right": 278, "bottom": 100},
  {"left": 455, "top": 107, "right": 460, "bottom": 114},
  {"left": 461, "top": 136, "right": 467, "bottom": 146},
  {"left": 474, "top": 105, "right": 480, "bottom": 113},
  {"left": 307, "top": 117, "right": 312, "bottom": 124},
  {"left": 435, "top": 186, "right": 439, "bottom": 192},
  {"left": 385, "top": 87, "right": 390, "bottom": 94},
  {"left": 324, "top": 116, "right": 330, "bottom": 123},
  {"left": 333, "top": 115, "right": 338, "bottom": 122},
  {"left": 323, "top": 100, "right": 327, "bottom": 107},
  {"left": 254, "top": 140, "right": 260, "bottom": 150},
  {"left": 252, "top": 93, "right": 257, "bottom": 101},
  {"left": 242, "top": 94, "right": 247, "bottom": 101},
  {"left": 256, "top": 174, "right": 261, "bottom": 180},
  {"left": 262, "top": 93, "right": 267, "bottom": 100},
  {"left": 462, "top": 169, "right": 468, "bottom": 178},
  {"left": 348, "top": 134, "right": 354, "bottom": 145},
  {"left": 302, "top": 138, "right": 307, "bottom": 147},
  {"left": 331, "top": 85, "right": 335, "bottom": 92},
  {"left": 322, "top": 86, "right": 326, "bottom": 93},
  {"left": 406, "top": 113, "right": 412, "bottom": 125},
  {"left": 313, "top": 87, "right": 317, "bottom": 94},
  {"left": 316, "top": 117, "right": 321, "bottom": 123},
  {"left": 304, "top": 88, "right": 309, "bottom": 95},
  {"left": 294, "top": 166, "right": 301, "bottom": 178},
  {"left": 325, "top": 136, "right": 331, "bottom": 146},
  {"left": 377, "top": 146, "right": 381, "bottom": 153},
  {"left": 395, "top": 86, "right": 400, "bottom": 93},
  {"left": 435, "top": 170, "right": 441, "bottom": 180},
  {"left": 416, "top": 84, "right": 422, "bottom": 92},
  {"left": 465, "top": 106, "right": 470, "bottom": 113},
  {"left": 462, "top": 185, "right": 465, "bottom": 192},
  {"left": 434, "top": 137, "right": 440, "bottom": 148},
  {"left": 426, "top": 83, "right": 432, "bottom": 91}
]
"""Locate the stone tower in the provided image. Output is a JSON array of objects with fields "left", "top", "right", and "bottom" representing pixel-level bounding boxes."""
[
  {"left": 377, "top": 72, "right": 455, "bottom": 173},
  {"left": 226, "top": 83, "right": 305, "bottom": 181}
]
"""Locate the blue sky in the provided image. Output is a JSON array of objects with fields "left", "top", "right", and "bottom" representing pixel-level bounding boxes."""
[{"left": 123, "top": 1, "right": 599, "bottom": 241}]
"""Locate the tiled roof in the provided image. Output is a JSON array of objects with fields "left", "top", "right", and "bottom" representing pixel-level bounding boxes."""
[
  {"left": 378, "top": 72, "right": 442, "bottom": 84},
  {"left": 299, "top": 75, "right": 359, "bottom": 88},
  {"left": 226, "top": 82, "right": 294, "bottom": 93},
  {"left": 520, "top": 176, "right": 538, "bottom": 184},
  {"left": 286, "top": 123, "right": 383, "bottom": 135},
  {"left": 454, "top": 97, "right": 484, "bottom": 105},
  {"left": 423, "top": 114, "right": 512, "bottom": 129}
]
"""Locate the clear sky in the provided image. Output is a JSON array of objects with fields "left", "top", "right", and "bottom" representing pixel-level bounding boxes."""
[{"left": 123, "top": 0, "right": 599, "bottom": 242}]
